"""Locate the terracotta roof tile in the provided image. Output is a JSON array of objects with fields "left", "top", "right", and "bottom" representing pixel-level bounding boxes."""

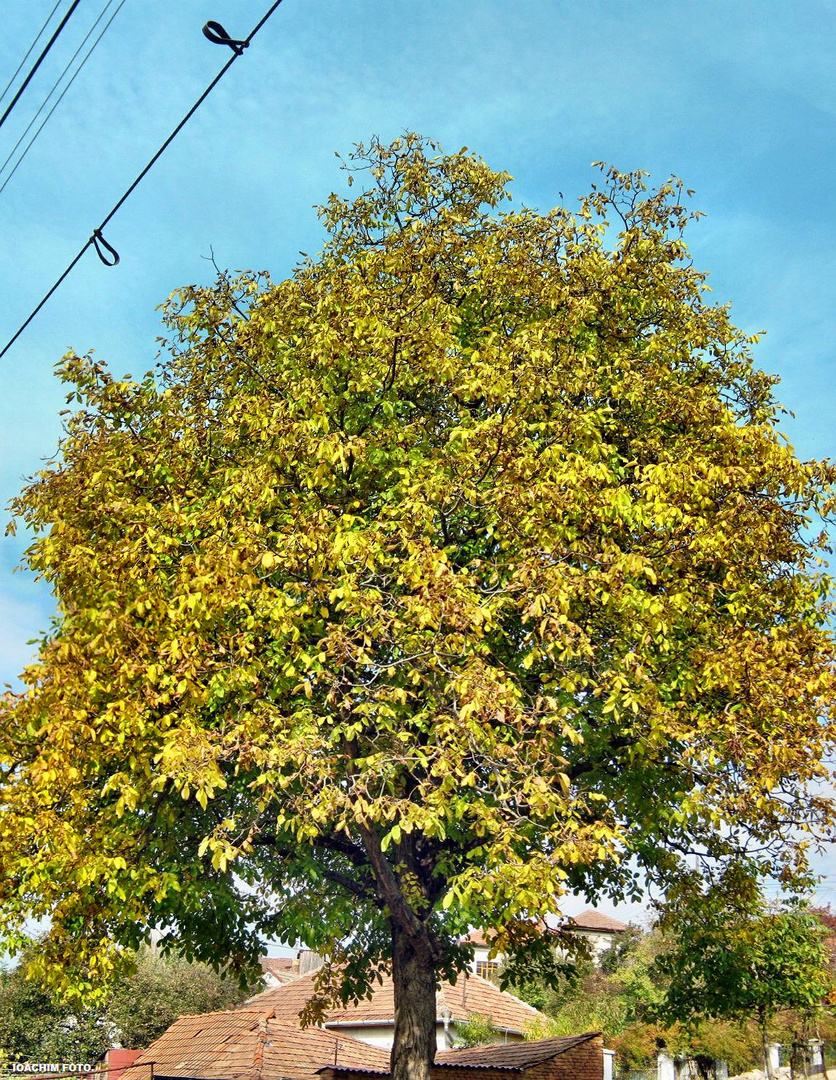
[
  {"left": 437, "top": 975, "right": 543, "bottom": 1033},
  {"left": 246, "top": 971, "right": 545, "bottom": 1036},
  {"left": 569, "top": 910, "right": 628, "bottom": 933},
  {"left": 132, "top": 1009, "right": 389, "bottom": 1080},
  {"left": 246, "top": 975, "right": 342, "bottom": 1025},
  {"left": 134, "top": 1009, "right": 272, "bottom": 1080},
  {"left": 261, "top": 1024, "right": 390, "bottom": 1079},
  {"left": 461, "top": 922, "right": 549, "bottom": 951},
  {"left": 261, "top": 957, "right": 298, "bottom": 973}
]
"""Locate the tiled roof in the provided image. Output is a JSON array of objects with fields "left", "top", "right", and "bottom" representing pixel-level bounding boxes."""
[
  {"left": 464, "top": 915, "right": 627, "bottom": 949},
  {"left": 260, "top": 957, "right": 301, "bottom": 983},
  {"left": 462, "top": 920, "right": 551, "bottom": 951},
  {"left": 246, "top": 971, "right": 545, "bottom": 1036},
  {"left": 245, "top": 975, "right": 340, "bottom": 1025},
  {"left": 133, "top": 1008, "right": 272, "bottom": 1080},
  {"left": 436, "top": 974, "right": 543, "bottom": 1033},
  {"left": 462, "top": 930, "right": 496, "bottom": 948},
  {"left": 131, "top": 1008, "right": 389, "bottom": 1080},
  {"left": 436, "top": 1034, "right": 601, "bottom": 1069},
  {"left": 569, "top": 910, "right": 628, "bottom": 933},
  {"left": 262, "top": 1026, "right": 390, "bottom": 1079}
]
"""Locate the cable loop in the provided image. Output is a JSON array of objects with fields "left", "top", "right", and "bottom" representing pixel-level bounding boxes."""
[
  {"left": 91, "top": 229, "right": 120, "bottom": 266},
  {"left": 202, "top": 21, "right": 248, "bottom": 55},
  {"left": 0, "top": 0, "right": 286, "bottom": 361}
]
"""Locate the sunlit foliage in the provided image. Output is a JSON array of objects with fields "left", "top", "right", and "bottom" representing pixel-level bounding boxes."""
[{"left": 1, "top": 133, "right": 835, "bottom": 1080}]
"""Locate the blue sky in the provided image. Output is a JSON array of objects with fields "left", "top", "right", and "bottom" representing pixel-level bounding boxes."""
[{"left": 1, "top": 0, "right": 835, "bottom": 923}]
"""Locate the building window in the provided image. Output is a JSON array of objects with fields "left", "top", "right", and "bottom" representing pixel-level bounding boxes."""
[{"left": 475, "top": 960, "right": 500, "bottom": 981}]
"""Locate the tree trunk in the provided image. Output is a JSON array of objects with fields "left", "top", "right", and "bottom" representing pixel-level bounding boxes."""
[{"left": 390, "top": 920, "right": 438, "bottom": 1080}]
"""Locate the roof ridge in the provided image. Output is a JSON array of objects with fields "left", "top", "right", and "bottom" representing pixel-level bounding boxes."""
[{"left": 172, "top": 1007, "right": 276, "bottom": 1019}]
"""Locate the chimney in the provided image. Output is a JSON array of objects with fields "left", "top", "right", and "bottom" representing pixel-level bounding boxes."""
[{"left": 105, "top": 1050, "right": 144, "bottom": 1080}]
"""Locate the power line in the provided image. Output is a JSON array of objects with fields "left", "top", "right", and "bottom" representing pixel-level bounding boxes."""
[
  {"left": 0, "top": 0, "right": 287, "bottom": 362},
  {"left": 0, "top": 1, "right": 83, "bottom": 133},
  {"left": 0, "top": 2, "right": 63, "bottom": 107},
  {"left": 0, "top": 0, "right": 130, "bottom": 195}
]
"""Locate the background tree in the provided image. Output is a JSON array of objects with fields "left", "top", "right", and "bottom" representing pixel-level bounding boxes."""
[
  {"left": 653, "top": 878, "right": 834, "bottom": 1080},
  {"left": 104, "top": 947, "right": 256, "bottom": 1049},
  {"left": 514, "top": 918, "right": 825, "bottom": 1077},
  {"left": 515, "top": 927, "right": 663, "bottom": 1065},
  {"left": 2, "top": 134, "right": 836, "bottom": 1080},
  {"left": 0, "top": 942, "right": 254, "bottom": 1062},
  {"left": 450, "top": 1015, "right": 505, "bottom": 1048},
  {"left": 0, "top": 949, "right": 110, "bottom": 1065}
]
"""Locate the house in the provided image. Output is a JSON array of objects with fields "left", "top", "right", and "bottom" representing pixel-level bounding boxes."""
[
  {"left": 245, "top": 968, "right": 545, "bottom": 1050},
  {"left": 462, "top": 930, "right": 505, "bottom": 980},
  {"left": 462, "top": 910, "right": 629, "bottom": 976},
  {"left": 566, "top": 911, "right": 629, "bottom": 962},
  {"left": 263, "top": 909, "right": 629, "bottom": 994},
  {"left": 127, "top": 1005, "right": 607, "bottom": 1080}
]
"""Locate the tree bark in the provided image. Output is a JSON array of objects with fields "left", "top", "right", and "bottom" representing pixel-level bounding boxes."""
[
  {"left": 355, "top": 824, "right": 441, "bottom": 1080},
  {"left": 390, "top": 919, "right": 438, "bottom": 1080}
]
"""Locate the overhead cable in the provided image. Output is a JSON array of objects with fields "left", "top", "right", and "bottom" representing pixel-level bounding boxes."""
[
  {"left": 0, "top": 0, "right": 131, "bottom": 195},
  {"left": 0, "top": 0, "right": 83, "bottom": 133},
  {"left": 0, "top": 0, "right": 287, "bottom": 362},
  {"left": 0, "top": 2, "right": 63, "bottom": 107}
]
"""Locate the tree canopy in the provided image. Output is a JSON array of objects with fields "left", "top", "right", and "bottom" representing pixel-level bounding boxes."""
[{"left": 2, "top": 134, "right": 835, "bottom": 1080}]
